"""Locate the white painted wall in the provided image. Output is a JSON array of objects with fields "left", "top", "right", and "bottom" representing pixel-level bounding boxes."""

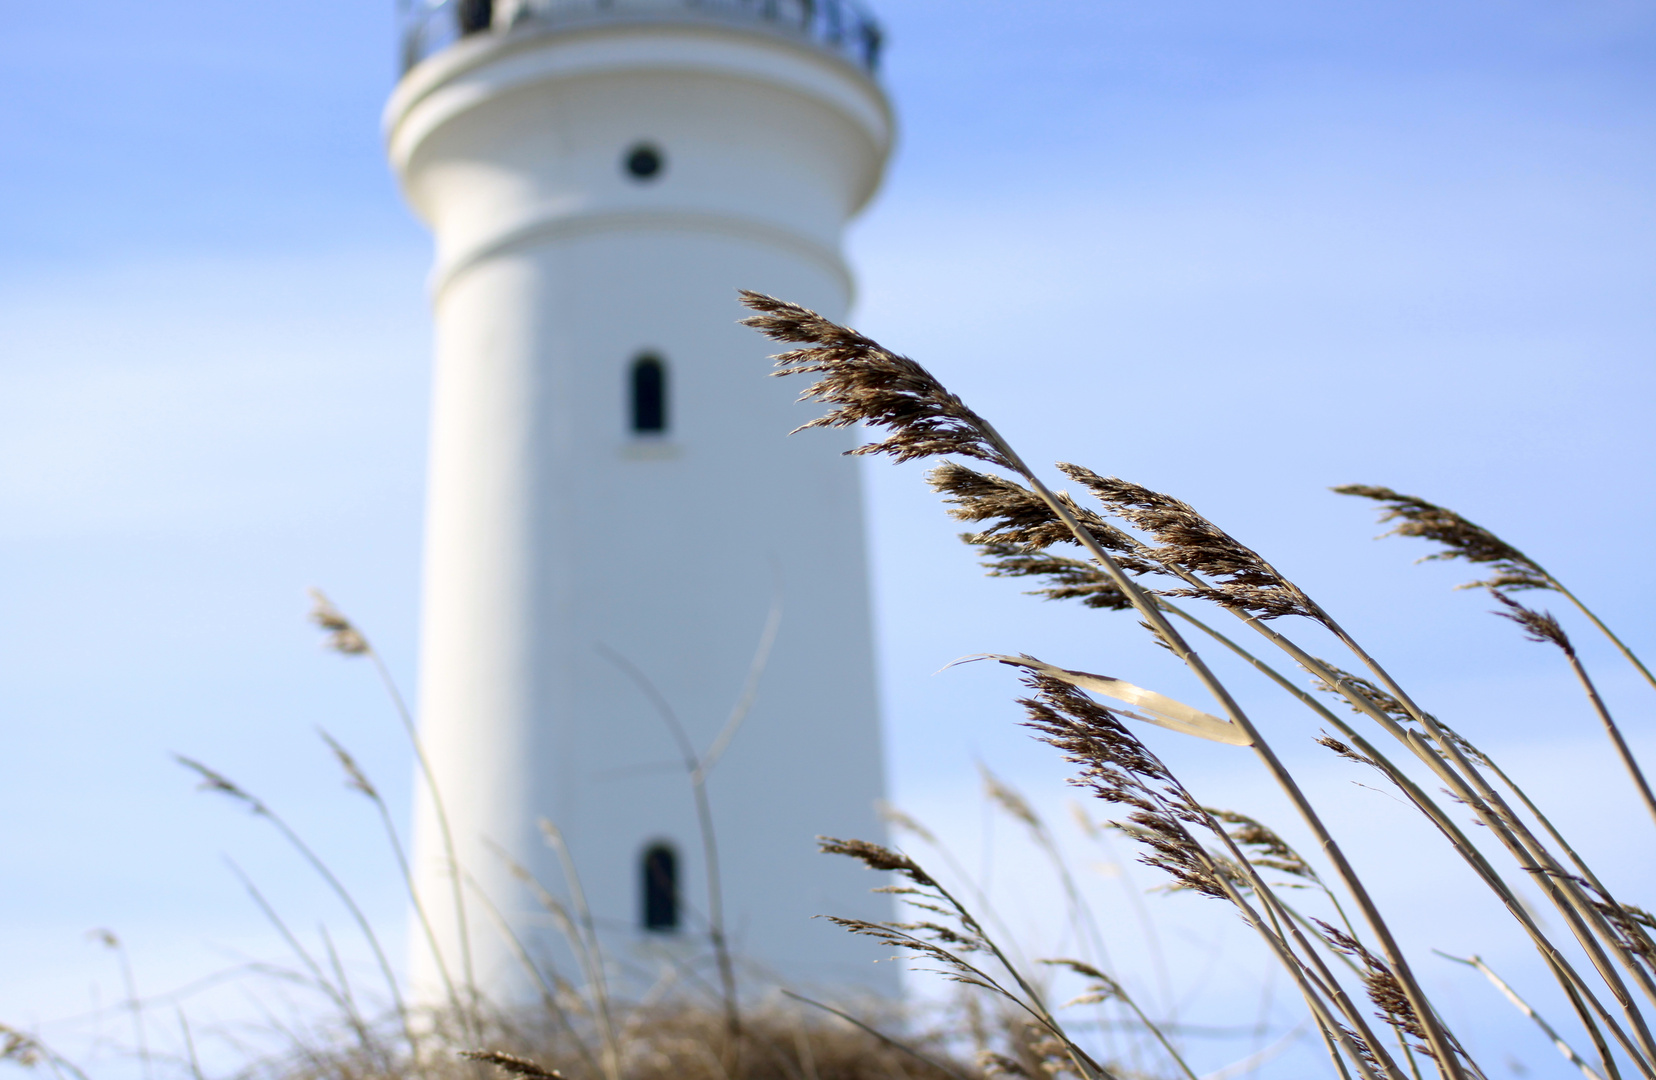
[{"left": 384, "top": 14, "right": 898, "bottom": 1007}]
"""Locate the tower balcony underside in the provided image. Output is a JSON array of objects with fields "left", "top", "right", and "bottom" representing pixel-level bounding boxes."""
[{"left": 401, "top": 0, "right": 882, "bottom": 78}]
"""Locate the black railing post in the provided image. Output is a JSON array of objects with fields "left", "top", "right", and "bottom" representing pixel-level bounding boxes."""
[{"left": 400, "top": 0, "right": 881, "bottom": 77}]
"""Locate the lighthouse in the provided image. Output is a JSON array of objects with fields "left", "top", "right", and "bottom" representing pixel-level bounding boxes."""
[{"left": 383, "top": 0, "right": 896, "bottom": 1005}]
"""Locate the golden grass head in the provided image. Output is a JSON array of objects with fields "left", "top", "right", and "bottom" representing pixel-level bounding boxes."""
[
  {"left": 1059, "top": 464, "right": 1316, "bottom": 622},
  {"left": 460, "top": 1051, "right": 566, "bottom": 1080},
  {"left": 1488, "top": 592, "right": 1573, "bottom": 655},
  {"left": 1, "top": 1025, "right": 44, "bottom": 1069},
  {"left": 320, "top": 730, "right": 379, "bottom": 799},
  {"left": 817, "top": 836, "right": 936, "bottom": 888},
  {"left": 738, "top": 292, "right": 1013, "bottom": 470},
  {"left": 308, "top": 587, "right": 370, "bottom": 656},
  {"left": 1334, "top": 484, "right": 1551, "bottom": 593},
  {"left": 176, "top": 754, "right": 264, "bottom": 813}
]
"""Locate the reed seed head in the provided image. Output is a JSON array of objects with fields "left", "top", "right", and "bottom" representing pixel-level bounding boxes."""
[
  {"left": 1058, "top": 465, "right": 1316, "bottom": 622},
  {"left": 1314, "top": 921, "right": 1429, "bottom": 1046},
  {"left": 1018, "top": 674, "right": 1235, "bottom": 901},
  {"left": 876, "top": 801, "right": 940, "bottom": 846},
  {"left": 320, "top": 730, "right": 378, "bottom": 799},
  {"left": 308, "top": 588, "right": 369, "bottom": 656},
  {"left": 1, "top": 1026, "right": 44, "bottom": 1068},
  {"left": 459, "top": 1051, "right": 566, "bottom": 1080},
  {"left": 1316, "top": 735, "right": 1377, "bottom": 767},
  {"left": 980, "top": 767, "right": 1041, "bottom": 832},
  {"left": 738, "top": 292, "right": 1013, "bottom": 470},
  {"left": 976, "top": 543, "right": 1133, "bottom": 612},
  {"left": 976, "top": 1051, "right": 1028, "bottom": 1079},
  {"left": 1207, "top": 809, "right": 1315, "bottom": 881},
  {"left": 817, "top": 836, "right": 937, "bottom": 887},
  {"left": 928, "top": 464, "right": 1152, "bottom": 571},
  {"left": 1333, "top": 485, "right": 1550, "bottom": 593},
  {"left": 176, "top": 755, "right": 264, "bottom": 813},
  {"left": 1488, "top": 592, "right": 1574, "bottom": 655}
]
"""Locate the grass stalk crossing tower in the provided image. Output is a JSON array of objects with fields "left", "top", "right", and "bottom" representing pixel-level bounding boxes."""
[{"left": 384, "top": 0, "right": 896, "bottom": 1003}]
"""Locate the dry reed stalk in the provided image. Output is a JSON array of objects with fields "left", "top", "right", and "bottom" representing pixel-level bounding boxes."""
[
  {"left": 1437, "top": 953, "right": 1607, "bottom": 1080},
  {"left": 978, "top": 766, "right": 1188, "bottom": 1071},
  {"left": 319, "top": 729, "right": 470, "bottom": 1029},
  {"left": 87, "top": 928, "right": 150, "bottom": 1080},
  {"left": 224, "top": 858, "right": 387, "bottom": 1067},
  {"left": 308, "top": 589, "right": 480, "bottom": 1021},
  {"left": 596, "top": 644, "right": 743, "bottom": 1047},
  {"left": 534, "top": 821, "right": 624, "bottom": 1080},
  {"left": 176, "top": 757, "right": 418, "bottom": 1054},
  {"left": 596, "top": 580, "right": 784, "bottom": 1055},
  {"left": 459, "top": 865, "right": 612, "bottom": 1080}
]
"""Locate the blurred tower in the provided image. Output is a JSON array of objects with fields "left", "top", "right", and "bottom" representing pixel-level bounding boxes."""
[{"left": 383, "top": 0, "right": 896, "bottom": 1004}]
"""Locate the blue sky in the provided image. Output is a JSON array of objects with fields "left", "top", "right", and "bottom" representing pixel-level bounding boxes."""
[{"left": 4, "top": 2, "right": 1655, "bottom": 1076}]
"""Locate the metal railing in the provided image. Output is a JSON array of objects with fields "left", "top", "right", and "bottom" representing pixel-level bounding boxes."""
[{"left": 398, "top": 0, "right": 883, "bottom": 76}]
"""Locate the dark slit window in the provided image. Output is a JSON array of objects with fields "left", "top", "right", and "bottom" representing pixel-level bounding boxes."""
[
  {"left": 642, "top": 843, "right": 679, "bottom": 932},
  {"left": 630, "top": 354, "right": 667, "bottom": 434},
  {"left": 457, "top": 0, "right": 492, "bottom": 34}
]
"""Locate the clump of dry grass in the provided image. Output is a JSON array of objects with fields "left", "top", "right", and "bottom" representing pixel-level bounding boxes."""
[
  {"left": 742, "top": 290, "right": 1656, "bottom": 1080},
  {"left": 217, "top": 1000, "right": 974, "bottom": 1080}
]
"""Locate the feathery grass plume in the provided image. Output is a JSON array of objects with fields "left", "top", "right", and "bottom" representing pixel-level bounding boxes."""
[
  {"left": 1015, "top": 673, "right": 1226, "bottom": 900},
  {"left": 1338, "top": 483, "right": 1656, "bottom": 726},
  {"left": 976, "top": 543, "right": 1133, "bottom": 612},
  {"left": 929, "top": 464, "right": 1157, "bottom": 573},
  {"left": 1314, "top": 921, "right": 1429, "bottom": 1049},
  {"left": 738, "top": 292, "right": 1013, "bottom": 469},
  {"left": 1489, "top": 593, "right": 1573, "bottom": 652},
  {"left": 321, "top": 730, "right": 378, "bottom": 799},
  {"left": 1, "top": 1026, "right": 43, "bottom": 1069},
  {"left": 1487, "top": 592, "right": 1656, "bottom": 829},
  {"left": 1057, "top": 465, "right": 1316, "bottom": 622},
  {"left": 460, "top": 1051, "right": 566, "bottom": 1079},
  {"left": 176, "top": 756, "right": 416, "bottom": 1052},
  {"left": 819, "top": 836, "right": 937, "bottom": 887},
  {"left": 1584, "top": 887, "right": 1656, "bottom": 975},
  {"left": 1015, "top": 674, "right": 1397, "bottom": 1074},
  {"left": 1207, "top": 810, "right": 1315, "bottom": 882},
  {"left": 1316, "top": 736, "right": 1378, "bottom": 768},
  {"left": 976, "top": 1050, "right": 1029, "bottom": 1079},
  {"left": 1040, "top": 960, "right": 1201, "bottom": 1080},
  {"left": 178, "top": 755, "right": 265, "bottom": 812},
  {"left": 980, "top": 766, "right": 1041, "bottom": 832},
  {"left": 308, "top": 588, "right": 370, "bottom": 655},
  {"left": 820, "top": 837, "right": 1115, "bottom": 1080},
  {"left": 876, "top": 801, "right": 941, "bottom": 846},
  {"left": 1, "top": 1025, "right": 92, "bottom": 1080},
  {"left": 1332, "top": 486, "right": 1550, "bottom": 593},
  {"left": 1041, "top": 959, "right": 1123, "bottom": 1009}
]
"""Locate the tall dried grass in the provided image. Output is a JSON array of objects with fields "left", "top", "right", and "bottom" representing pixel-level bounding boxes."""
[
  {"left": 740, "top": 290, "right": 1656, "bottom": 1080},
  {"left": 8, "top": 297, "right": 1652, "bottom": 1080}
]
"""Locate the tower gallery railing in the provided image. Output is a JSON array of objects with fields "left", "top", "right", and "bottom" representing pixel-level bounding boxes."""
[{"left": 398, "top": 0, "right": 883, "bottom": 75}]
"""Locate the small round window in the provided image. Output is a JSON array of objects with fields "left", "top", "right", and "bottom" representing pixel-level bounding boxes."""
[{"left": 624, "top": 143, "right": 664, "bottom": 182}]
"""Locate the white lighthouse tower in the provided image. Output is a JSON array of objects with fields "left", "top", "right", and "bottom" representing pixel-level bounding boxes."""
[{"left": 383, "top": 0, "right": 896, "bottom": 1005}]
